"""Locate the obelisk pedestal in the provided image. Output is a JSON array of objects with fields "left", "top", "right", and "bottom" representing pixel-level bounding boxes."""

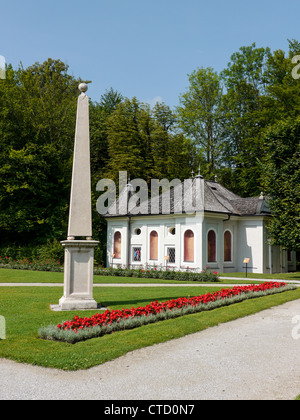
[
  {"left": 58, "top": 240, "right": 99, "bottom": 310},
  {"left": 56, "top": 83, "right": 98, "bottom": 311}
]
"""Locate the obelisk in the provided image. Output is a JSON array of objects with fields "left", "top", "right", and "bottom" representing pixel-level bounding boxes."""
[
  {"left": 67, "top": 83, "right": 92, "bottom": 240},
  {"left": 57, "top": 83, "right": 98, "bottom": 311}
]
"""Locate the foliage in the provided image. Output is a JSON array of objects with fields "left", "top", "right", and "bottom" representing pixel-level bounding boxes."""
[
  {"left": 0, "top": 239, "right": 64, "bottom": 264},
  {"left": 262, "top": 117, "right": 300, "bottom": 251},
  {"left": 219, "top": 43, "right": 273, "bottom": 195},
  {"left": 0, "top": 59, "right": 80, "bottom": 245},
  {"left": 0, "top": 255, "right": 218, "bottom": 281},
  {"left": 176, "top": 67, "right": 225, "bottom": 178},
  {"left": 94, "top": 266, "right": 219, "bottom": 282},
  {"left": 0, "top": 257, "right": 62, "bottom": 272},
  {"left": 105, "top": 97, "right": 198, "bottom": 185},
  {"left": 92, "top": 96, "right": 198, "bottom": 264},
  {"left": 1, "top": 40, "right": 300, "bottom": 260}
]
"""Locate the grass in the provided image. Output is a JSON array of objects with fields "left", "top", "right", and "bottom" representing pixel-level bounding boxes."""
[
  {"left": 0, "top": 269, "right": 220, "bottom": 284},
  {"left": 1, "top": 268, "right": 299, "bottom": 285},
  {"left": 1, "top": 268, "right": 300, "bottom": 371},
  {"left": 219, "top": 272, "right": 300, "bottom": 281},
  {"left": 40, "top": 285, "right": 296, "bottom": 344},
  {"left": 0, "top": 269, "right": 64, "bottom": 283}
]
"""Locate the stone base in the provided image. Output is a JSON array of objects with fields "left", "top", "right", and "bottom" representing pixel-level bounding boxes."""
[
  {"left": 50, "top": 298, "right": 105, "bottom": 312},
  {"left": 57, "top": 239, "right": 99, "bottom": 311},
  {"left": 56, "top": 296, "right": 98, "bottom": 311}
]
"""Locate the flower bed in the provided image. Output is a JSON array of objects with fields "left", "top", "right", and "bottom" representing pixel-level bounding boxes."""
[
  {"left": 0, "top": 257, "right": 219, "bottom": 282},
  {"left": 39, "top": 282, "right": 295, "bottom": 344},
  {"left": 0, "top": 256, "right": 63, "bottom": 272},
  {"left": 94, "top": 266, "right": 219, "bottom": 282}
]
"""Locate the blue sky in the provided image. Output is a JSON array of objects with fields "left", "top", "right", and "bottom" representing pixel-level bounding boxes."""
[{"left": 1, "top": 0, "right": 299, "bottom": 108}]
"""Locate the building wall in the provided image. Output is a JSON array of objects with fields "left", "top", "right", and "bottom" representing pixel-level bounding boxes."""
[
  {"left": 202, "top": 214, "right": 227, "bottom": 273},
  {"left": 236, "top": 218, "right": 264, "bottom": 274},
  {"left": 106, "top": 213, "right": 291, "bottom": 274},
  {"left": 288, "top": 251, "right": 297, "bottom": 272},
  {"left": 107, "top": 214, "right": 204, "bottom": 270}
]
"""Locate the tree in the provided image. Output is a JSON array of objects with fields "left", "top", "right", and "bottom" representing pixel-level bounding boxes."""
[
  {"left": 264, "top": 39, "right": 300, "bottom": 121},
  {"left": 104, "top": 97, "right": 198, "bottom": 186},
  {"left": 220, "top": 43, "right": 272, "bottom": 196},
  {"left": 90, "top": 88, "right": 124, "bottom": 183},
  {"left": 152, "top": 101, "right": 176, "bottom": 132},
  {"left": 105, "top": 98, "right": 152, "bottom": 184},
  {"left": 176, "top": 67, "right": 225, "bottom": 178},
  {"left": 0, "top": 59, "right": 81, "bottom": 245},
  {"left": 89, "top": 88, "right": 124, "bottom": 264},
  {"left": 150, "top": 102, "right": 198, "bottom": 181},
  {"left": 262, "top": 117, "right": 300, "bottom": 251},
  {"left": 219, "top": 41, "right": 300, "bottom": 197},
  {"left": 99, "top": 87, "right": 124, "bottom": 113}
]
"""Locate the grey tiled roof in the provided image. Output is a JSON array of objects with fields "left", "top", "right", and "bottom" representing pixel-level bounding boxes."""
[
  {"left": 105, "top": 178, "right": 271, "bottom": 217},
  {"left": 204, "top": 181, "right": 270, "bottom": 216}
]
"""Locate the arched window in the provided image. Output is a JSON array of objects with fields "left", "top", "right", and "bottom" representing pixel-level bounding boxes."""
[
  {"left": 113, "top": 231, "right": 122, "bottom": 259},
  {"left": 184, "top": 229, "right": 194, "bottom": 262},
  {"left": 224, "top": 231, "right": 232, "bottom": 262},
  {"left": 207, "top": 230, "right": 216, "bottom": 262},
  {"left": 150, "top": 231, "right": 158, "bottom": 260}
]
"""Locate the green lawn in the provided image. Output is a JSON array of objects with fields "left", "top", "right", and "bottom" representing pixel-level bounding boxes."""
[
  {"left": 1, "top": 269, "right": 300, "bottom": 371},
  {"left": 219, "top": 272, "right": 300, "bottom": 281},
  {"left": 0, "top": 268, "right": 223, "bottom": 284},
  {"left": 1, "top": 268, "right": 299, "bottom": 285},
  {"left": 0, "top": 268, "right": 64, "bottom": 283}
]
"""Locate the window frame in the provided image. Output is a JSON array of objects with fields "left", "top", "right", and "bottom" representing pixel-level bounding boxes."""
[
  {"left": 167, "top": 247, "right": 176, "bottom": 264},
  {"left": 149, "top": 230, "right": 159, "bottom": 261},
  {"left": 132, "top": 246, "right": 142, "bottom": 262},
  {"left": 113, "top": 231, "right": 122, "bottom": 260},
  {"left": 207, "top": 229, "right": 217, "bottom": 263},
  {"left": 224, "top": 230, "right": 233, "bottom": 263},
  {"left": 183, "top": 229, "right": 195, "bottom": 263}
]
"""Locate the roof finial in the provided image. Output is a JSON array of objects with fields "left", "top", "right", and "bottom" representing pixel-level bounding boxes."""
[
  {"left": 259, "top": 192, "right": 264, "bottom": 200},
  {"left": 195, "top": 166, "right": 203, "bottom": 179},
  {"left": 191, "top": 169, "right": 194, "bottom": 179},
  {"left": 126, "top": 176, "right": 134, "bottom": 194},
  {"left": 214, "top": 174, "right": 218, "bottom": 183}
]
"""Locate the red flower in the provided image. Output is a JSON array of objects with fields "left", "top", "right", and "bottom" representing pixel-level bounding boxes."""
[{"left": 57, "top": 282, "right": 286, "bottom": 332}]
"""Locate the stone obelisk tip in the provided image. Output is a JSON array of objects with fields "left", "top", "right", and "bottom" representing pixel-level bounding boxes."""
[{"left": 78, "top": 83, "right": 88, "bottom": 93}]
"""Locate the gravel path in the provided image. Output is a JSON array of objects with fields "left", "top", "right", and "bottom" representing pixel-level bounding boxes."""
[{"left": 1, "top": 298, "right": 300, "bottom": 400}]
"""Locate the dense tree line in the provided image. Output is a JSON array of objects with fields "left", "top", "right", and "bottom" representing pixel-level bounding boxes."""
[
  {"left": 0, "top": 40, "right": 299, "bottom": 263},
  {"left": 0, "top": 60, "right": 77, "bottom": 247},
  {"left": 177, "top": 40, "right": 300, "bottom": 197}
]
